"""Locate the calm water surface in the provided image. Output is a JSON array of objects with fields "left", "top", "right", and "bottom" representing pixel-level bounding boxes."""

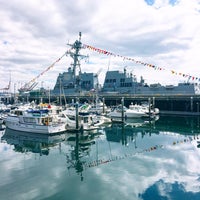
[{"left": 0, "top": 116, "right": 200, "bottom": 200}]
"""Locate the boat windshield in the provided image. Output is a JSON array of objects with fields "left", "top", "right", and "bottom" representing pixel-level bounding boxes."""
[{"left": 41, "top": 117, "right": 52, "bottom": 125}]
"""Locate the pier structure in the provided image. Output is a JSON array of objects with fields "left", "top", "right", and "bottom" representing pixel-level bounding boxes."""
[
  {"left": 98, "top": 93, "right": 200, "bottom": 116},
  {"left": 11, "top": 92, "right": 200, "bottom": 116}
]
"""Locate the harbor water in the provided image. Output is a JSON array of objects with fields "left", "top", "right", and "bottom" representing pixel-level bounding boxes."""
[{"left": 0, "top": 115, "right": 200, "bottom": 200}]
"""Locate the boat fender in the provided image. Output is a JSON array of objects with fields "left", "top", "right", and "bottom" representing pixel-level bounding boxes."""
[
  {"left": 80, "top": 124, "right": 84, "bottom": 133},
  {"left": 65, "top": 124, "right": 69, "bottom": 128}
]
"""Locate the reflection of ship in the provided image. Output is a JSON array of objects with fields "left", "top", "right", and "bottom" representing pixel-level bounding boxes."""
[
  {"left": 66, "top": 132, "right": 97, "bottom": 181},
  {"left": 66, "top": 132, "right": 96, "bottom": 152},
  {"left": 66, "top": 117, "right": 199, "bottom": 174},
  {"left": 1, "top": 128, "right": 66, "bottom": 155}
]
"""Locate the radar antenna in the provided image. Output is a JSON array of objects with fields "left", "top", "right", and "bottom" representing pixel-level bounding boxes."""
[{"left": 66, "top": 32, "right": 88, "bottom": 90}]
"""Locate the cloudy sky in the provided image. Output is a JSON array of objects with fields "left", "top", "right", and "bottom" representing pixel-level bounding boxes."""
[{"left": 0, "top": 0, "right": 200, "bottom": 92}]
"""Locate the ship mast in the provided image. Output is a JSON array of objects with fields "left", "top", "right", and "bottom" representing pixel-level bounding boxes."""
[{"left": 67, "top": 32, "right": 88, "bottom": 90}]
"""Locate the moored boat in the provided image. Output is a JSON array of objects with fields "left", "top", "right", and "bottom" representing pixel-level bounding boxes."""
[
  {"left": 5, "top": 108, "right": 67, "bottom": 134},
  {"left": 126, "top": 104, "right": 149, "bottom": 118},
  {"left": 108, "top": 103, "right": 159, "bottom": 120},
  {"left": 108, "top": 105, "right": 128, "bottom": 119}
]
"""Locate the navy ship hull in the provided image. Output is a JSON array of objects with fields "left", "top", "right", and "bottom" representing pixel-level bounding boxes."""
[{"left": 102, "top": 69, "right": 200, "bottom": 95}]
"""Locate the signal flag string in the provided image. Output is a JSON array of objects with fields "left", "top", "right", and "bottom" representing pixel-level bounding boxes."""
[
  {"left": 83, "top": 44, "right": 200, "bottom": 82},
  {"left": 84, "top": 135, "right": 199, "bottom": 169},
  {"left": 19, "top": 51, "right": 68, "bottom": 91}
]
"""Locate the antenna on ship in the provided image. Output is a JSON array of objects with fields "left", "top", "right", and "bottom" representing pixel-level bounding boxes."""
[
  {"left": 79, "top": 31, "right": 81, "bottom": 42},
  {"left": 66, "top": 32, "right": 88, "bottom": 92},
  {"left": 107, "top": 55, "right": 111, "bottom": 71}
]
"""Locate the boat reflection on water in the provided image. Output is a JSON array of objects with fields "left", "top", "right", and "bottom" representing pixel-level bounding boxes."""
[
  {"left": 0, "top": 115, "right": 200, "bottom": 199},
  {"left": 105, "top": 117, "right": 159, "bottom": 145},
  {"left": 155, "top": 115, "right": 200, "bottom": 135},
  {"left": 1, "top": 115, "right": 199, "bottom": 169},
  {"left": 65, "top": 131, "right": 98, "bottom": 181},
  {"left": 64, "top": 115, "right": 200, "bottom": 181},
  {"left": 104, "top": 115, "right": 200, "bottom": 148},
  {"left": 1, "top": 128, "right": 66, "bottom": 156}
]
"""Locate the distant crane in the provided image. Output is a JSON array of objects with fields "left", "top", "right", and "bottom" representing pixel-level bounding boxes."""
[{"left": 18, "top": 82, "right": 38, "bottom": 93}]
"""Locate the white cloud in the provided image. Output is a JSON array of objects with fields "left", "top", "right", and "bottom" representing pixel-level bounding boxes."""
[{"left": 0, "top": 0, "right": 200, "bottom": 92}]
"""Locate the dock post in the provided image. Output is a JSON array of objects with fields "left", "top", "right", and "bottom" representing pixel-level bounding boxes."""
[
  {"left": 103, "top": 97, "right": 105, "bottom": 114},
  {"left": 190, "top": 96, "right": 193, "bottom": 112},
  {"left": 75, "top": 101, "right": 79, "bottom": 130},
  {"left": 152, "top": 97, "right": 155, "bottom": 110},
  {"left": 148, "top": 97, "right": 151, "bottom": 115},
  {"left": 121, "top": 97, "right": 124, "bottom": 123},
  {"left": 121, "top": 124, "right": 126, "bottom": 145}
]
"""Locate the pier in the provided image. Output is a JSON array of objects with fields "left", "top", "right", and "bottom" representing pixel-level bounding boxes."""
[{"left": 4, "top": 92, "right": 199, "bottom": 116}]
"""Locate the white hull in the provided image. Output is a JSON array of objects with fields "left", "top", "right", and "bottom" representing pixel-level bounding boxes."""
[
  {"left": 66, "top": 115, "right": 107, "bottom": 131},
  {"left": 5, "top": 116, "right": 67, "bottom": 134},
  {"left": 62, "top": 109, "right": 111, "bottom": 132},
  {"left": 125, "top": 111, "right": 148, "bottom": 118},
  {"left": 109, "top": 111, "right": 148, "bottom": 119},
  {"left": 108, "top": 111, "right": 124, "bottom": 118}
]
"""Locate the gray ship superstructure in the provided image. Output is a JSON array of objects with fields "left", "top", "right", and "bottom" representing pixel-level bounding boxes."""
[
  {"left": 53, "top": 33, "right": 98, "bottom": 95},
  {"left": 52, "top": 33, "right": 200, "bottom": 96},
  {"left": 102, "top": 68, "right": 200, "bottom": 95}
]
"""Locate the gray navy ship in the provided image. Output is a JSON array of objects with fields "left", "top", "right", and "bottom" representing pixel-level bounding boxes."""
[
  {"left": 52, "top": 33, "right": 200, "bottom": 96},
  {"left": 52, "top": 32, "right": 98, "bottom": 95},
  {"left": 102, "top": 68, "right": 200, "bottom": 95}
]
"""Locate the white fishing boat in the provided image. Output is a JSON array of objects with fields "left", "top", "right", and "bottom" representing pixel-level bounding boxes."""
[
  {"left": 126, "top": 104, "right": 149, "bottom": 118},
  {"left": 108, "top": 103, "right": 159, "bottom": 120},
  {"left": 88, "top": 99, "right": 110, "bottom": 114},
  {"left": 108, "top": 105, "right": 128, "bottom": 119},
  {"left": 65, "top": 112, "right": 111, "bottom": 131},
  {"left": 140, "top": 102, "right": 160, "bottom": 115},
  {"left": 61, "top": 104, "right": 111, "bottom": 132},
  {"left": 63, "top": 103, "right": 91, "bottom": 119},
  {"left": 5, "top": 108, "right": 67, "bottom": 134},
  {"left": 80, "top": 114, "right": 111, "bottom": 131}
]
